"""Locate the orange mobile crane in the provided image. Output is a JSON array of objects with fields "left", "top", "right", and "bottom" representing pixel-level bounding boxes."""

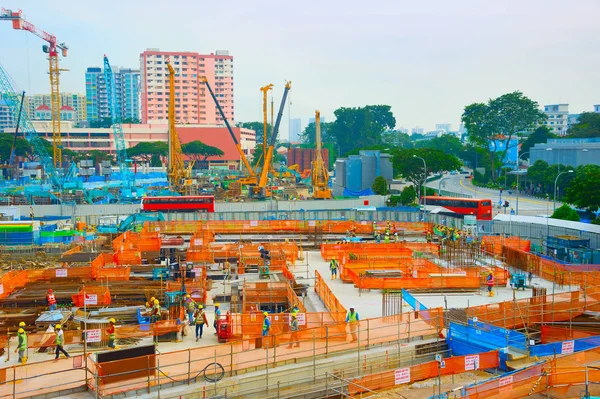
[
  {"left": 253, "top": 82, "right": 292, "bottom": 199},
  {"left": 0, "top": 8, "right": 68, "bottom": 169},
  {"left": 201, "top": 76, "right": 257, "bottom": 186},
  {"left": 312, "top": 111, "right": 332, "bottom": 199}
]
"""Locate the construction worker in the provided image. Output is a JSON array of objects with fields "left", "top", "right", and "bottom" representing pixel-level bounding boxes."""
[
  {"left": 287, "top": 313, "right": 300, "bottom": 348},
  {"left": 372, "top": 221, "right": 377, "bottom": 236},
  {"left": 194, "top": 305, "right": 208, "bottom": 341},
  {"left": 213, "top": 303, "right": 221, "bottom": 335},
  {"left": 346, "top": 306, "right": 360, "bottom": 343},
  {"left": 107, "top": 318, "right": 117, "bottom": 349},
  {"left": 46, "top": 289, "right": 57, "bottom": 311},
  {"left": 54, "top": 324, "right": 70, "bottom": 359},
  {"left": 185, "top": 294, "right": 196, "bottom": 325},
  {"left": 487, "top": 271, "right": 495, "bottom": 297},
  {"left": 151, "top": 299, "right": 161, "bottom": 323},
  {"left": 384, "top": 233, "right": 390, "bottom": 244},
  {"left": 262, "top": 312, "right": 271, "bottom": 337},
  {"left": 330, "top": 258, "right": 339, "bottom": 280},
  {"left": 15, "top": 327, "right": 27, "bottom": 363}
]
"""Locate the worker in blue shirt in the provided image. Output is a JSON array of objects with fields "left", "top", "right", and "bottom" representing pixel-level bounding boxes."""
[
  {"left": 346, "top": 306, "right": 360, "bottom": 342},
  {"left": 262, "top": 312, "right": 271, "bottom": 337}
]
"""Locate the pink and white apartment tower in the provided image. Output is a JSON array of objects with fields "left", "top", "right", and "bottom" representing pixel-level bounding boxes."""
[{"left": 140, "top": 49, "right": 234, "bottom": 125}]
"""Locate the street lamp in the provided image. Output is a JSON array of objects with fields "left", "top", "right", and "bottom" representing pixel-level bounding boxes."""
[
  {"left": 515, "top": 151, "right": 530, "bottom": 215},
  {"left": 413, "top": 155, "right": 427, "bottom": 221},
  {"left": 553, "top": 170, "right": 574, "bottom": 213}
]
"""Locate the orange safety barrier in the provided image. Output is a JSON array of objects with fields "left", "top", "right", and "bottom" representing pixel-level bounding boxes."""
[
  {"left": 321, "top": 242, "right": 440, "bottom": 261},
  {"left": 348, "top": 350, "right": 500, "bottom": 395},
  {"left": 114, "top": 250, "right": 142, "bottom": 266},
  {"left": 481, "top": 235, "right": 531, "bottom": 256},
  {"left": 144, "top": 220, "right": 433, "bottom": 235},
  {"left": 0, "top": 270, "right": 29, "bottom": 299},
  {"left": 61, "top": 245, "right": 82, "bottom": 257},
  {"left": 466, "top": 290, "right": 593, "bottom": 329},
  {"left": 540, "top": 325, "right": 598, "bottom": 343},
  {"left": 339, "top": 257, "right": 443, "bottom": 282},
  {"left": 461, "top": 346, "right": 600, "bottom": 399},
  {"left": 314, "top": 270, "right": 347, "bottom": 322},
  {"left": 71, "top": 286, "right": 111, "bottom": 307},
  {"left": 346, "top": 267, "right": 481, "bottom": 291},
  {"left": 242, "top": 281, "right": 306, "bottom": 313}
]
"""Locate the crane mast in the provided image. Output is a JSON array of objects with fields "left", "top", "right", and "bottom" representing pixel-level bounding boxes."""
[
  {"left": 166, "top": 61, "right": 190, "bottom": 193},
  {"left": 1, "top": 8, "right": 69, "bottom": 169},
  {"left": 258, "top": 84, "right": 273, "bottom": 170},
  {"left": 103, "top": 55, "right": 133, "bottom": 190},
  {"left": 254, "top": 82, "right": 291, "bottom": 198},
  {"left": 312, "top": 110, "right": 332, "bottom": 199}
]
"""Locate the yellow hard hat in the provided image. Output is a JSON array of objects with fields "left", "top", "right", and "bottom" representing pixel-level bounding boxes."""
[
  {"left": 55, "top": 324, "right": 61, "bottom": 329},
  {"left": 186, "top": 294, "right": 190, "bottom": 298},
  {"left": 18, "top": 328, "right": 25, "bottom": 334},
  {"left": 199, "top": 305, "right": 203, "bottom": 309},
  {"left": 154, "top": 299, "right": 159, "bottom": 305},
  {"left": 291, "top": 313, "right": 297, "bottom": 318},
  {"left": 19, "top": 322, "right": 26, "bottom": 327},
  {"left": 109, "top": 318, "right": 116, "bottom": 323},
  {"left": 150, "top": 297, "right": 155, "bottom": 302},
  {"left": 263, "top": 311, "right": 268, "bottom": 316},
  {"left": 215, "top": 303, "right": 220, "bottom": 307},
  {"left": 146, "top": 302, "right": 150, "bottom": 307}
]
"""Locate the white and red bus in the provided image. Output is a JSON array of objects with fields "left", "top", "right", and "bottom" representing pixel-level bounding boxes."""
[
  {"left": 420, "top": 196, "right": 493, "bottom": 220},
  {"left": 141, "top": 196, "right": 215, "bottom": 213}
]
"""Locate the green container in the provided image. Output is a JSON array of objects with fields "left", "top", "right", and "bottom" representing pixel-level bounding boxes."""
[{"left": 0, "top": 225, "right": 33, "bottom": 233}]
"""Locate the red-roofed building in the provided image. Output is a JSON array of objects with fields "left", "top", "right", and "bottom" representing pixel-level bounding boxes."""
[{"left": 34, "top": 104, "right": 76, "bottom": 122}]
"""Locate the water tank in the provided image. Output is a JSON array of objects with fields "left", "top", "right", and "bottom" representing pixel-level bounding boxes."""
[
  {"left": 380, "top": 154, "right": 393, "bottom": 181},
  {"left": 335, "top": 159, "right": 346, "bottom": 187},
  {"left": 361, "top": 154, "right": 377, "bottom": 190},
  {"left": 346, "top": 156, "right": 362, "bottom": 192}
]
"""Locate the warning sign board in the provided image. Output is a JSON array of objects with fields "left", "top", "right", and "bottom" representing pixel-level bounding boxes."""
[
  {"left": 0, "top": 284, "right": 4, "bottom": 295},
  {"left": 562, "top": 340, "right": 574, "bottom": 354},
  {"left": 465, "top": 354, "right": 480, "bottom": 371},
  {"left": 250, "top": 220, "right": 258, "bottom": 227},
  {"left": 86, "top": 329, "right": 102, "bottom": 343},
  {"left": 394, "top": 367, "right": 410, "bottom": 384},
  {"left": 499, "top": 375, "right": 513, "bottom": 392},
  {"left": 56, "top": 269, "right": 68, "bottom": 277},
  {"left": 295, "top": 313, "right": 306, "bottom": 326},
  {"left": 84, "top": 294, "right": 98, "bottom": 305}
]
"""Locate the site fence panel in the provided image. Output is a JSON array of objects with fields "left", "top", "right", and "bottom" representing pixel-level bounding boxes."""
[{"left": 529, "top": 335, "right": 600, "bottom": 357}]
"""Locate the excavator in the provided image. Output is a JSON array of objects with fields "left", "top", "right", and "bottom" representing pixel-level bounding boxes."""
[
  {"left": 200, "top": 77, "right": 257, "bottom": 188},
  {"left": 311, "top": 111, "right": 332, "bottom": 199},
  {"left": 253, "top": 82, "right": 292, "bottom": 199},
  {"left": 167, "top": 61, "right": 194, "bottom": 194}
]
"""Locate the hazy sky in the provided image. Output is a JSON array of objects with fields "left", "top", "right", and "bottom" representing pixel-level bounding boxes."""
[{"left": 2, "top": 0, "right": 599, "bottom": 139}]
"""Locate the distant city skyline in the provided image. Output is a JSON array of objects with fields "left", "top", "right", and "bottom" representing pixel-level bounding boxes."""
[{"left": 2, "top": 0, "right": 598, "bottom": 136}]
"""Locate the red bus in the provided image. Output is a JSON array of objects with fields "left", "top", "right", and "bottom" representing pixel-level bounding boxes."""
[
  {"left": 141, "top": 196, "right": 215, "bottom": 213},
  {"left": 420, "top": 196, "right": 493, "bottom": 220}
]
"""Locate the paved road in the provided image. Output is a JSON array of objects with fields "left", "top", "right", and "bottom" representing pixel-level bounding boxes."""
[{"left": 428, "top": 173, "right": 561, "bottom": 216}]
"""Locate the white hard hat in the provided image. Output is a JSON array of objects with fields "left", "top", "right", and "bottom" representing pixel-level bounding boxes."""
[{"left": 349, "top": 305, "right": 355, "bottom": 309}]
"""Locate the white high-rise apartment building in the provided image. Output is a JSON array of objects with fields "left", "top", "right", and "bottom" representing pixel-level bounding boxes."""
[{"left": 543, "top": 104, "right": 569, "bottom": 135}]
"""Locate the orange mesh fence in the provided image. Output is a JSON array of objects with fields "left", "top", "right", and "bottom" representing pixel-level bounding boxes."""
[
  {"left": 71, "top": 286, "right": 111, "bottom": 307},
  {"left": 242, "top": 281, "right": 305, "bottom": 313},
  {"left": 315, "top": 271, "right": 347, "bottom": 320},
  {"left": 114, "top": 250, "right": 141, "bottom": 265},
  {"left": 0, "top": 270, "right": 28, "bottom": 299},
  {"left": 321, "top": 242, "right": 439, "bottom": 261},
  {"left": 466, "top": 290, "right": 592, "bottom": 329},
  {"left": 348, "top": 351, "right": 499, "bottom": 395},
  {"left": 61, "top": 245, "right": 82, "bottom": 257},
  {"left": 460, "top": 347, "right": 600, "bottom": 399},
  {"left": 540, "top": 325, "right": 598, "bottom": 343},
  {"left": 339, "top": 258, "right": 442, "bottom": 282},
  {"left": 481, "top": 235, "right": 531, "bottom": 256},
  {"left": 346, "top": 267, "right": 481, "bottom": 290}
]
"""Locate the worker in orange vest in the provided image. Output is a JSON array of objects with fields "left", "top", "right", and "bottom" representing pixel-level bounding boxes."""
[
  {"left": 46, "top": 289, "right": 57, "bottom": 311},
  {"left": 487, "top": 272, "right": 495, "bottom": 297}
]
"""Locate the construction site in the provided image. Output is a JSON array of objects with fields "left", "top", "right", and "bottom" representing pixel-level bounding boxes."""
[{"left": 0, "top": 4, "right": 600, "bottom": 399}]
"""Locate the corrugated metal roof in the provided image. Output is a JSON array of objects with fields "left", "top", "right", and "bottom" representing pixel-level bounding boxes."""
[{"left": 493, "top": 214, "right": 600, "bottom": 234}]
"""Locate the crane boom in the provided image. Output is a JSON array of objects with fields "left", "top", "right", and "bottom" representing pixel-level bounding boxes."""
[
  {"left": 167, "top": 61, "right": 187, "bottom": 192},
  {"left": 1, "top": 7, "right": 68, "bottom": 169},
  {"left": 312, "top": 110, "right": 332, "bottom": 199},
  {"left": 201, "top": 77, "right": 255, "bottom": 178},
  {"left": 255, "top": 82, "right": 291, "bottom": 196},
  {"left": 103, "top": 55, "right": 132, "bottom": 188}
]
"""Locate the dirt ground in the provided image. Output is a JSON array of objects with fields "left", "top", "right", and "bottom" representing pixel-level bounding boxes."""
[{"left": 374, "top": 371, "right": 493, "bottom": 399}]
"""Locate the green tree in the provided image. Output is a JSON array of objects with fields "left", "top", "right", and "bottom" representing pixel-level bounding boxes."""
[
  {"left": 399, "top": 185, "right": 417, "bottom": 205},
  {"left": 89, "top": 118, "right": 113, "bottom": 128},
  {"left": 237, "top": 121, "right": 273, "bottom": 145},
  {"left": 329, "top": 105, "right": 396, "bottom": 155},
  {"left": 382, "top": 131, "right": 412, "bottom": 148},
  {"left": 0, "top": 133, "right": 31, "bottom": 163},
  {"left": 182, "top": 140, "right": 224, "bottom": 167},
  {"left": 392, "top": 148, "right": 462, "bottom": 188},
  {"left": 567, "top": 112, "right": 600, "bottom": 138},
  {"left": 520, "top": 126, "right": 556, "bottom": 155},
  {"left": 128, "top": 142, "right": 168, "bottom": 163},
  {"left": 415, "top": 134, "right": 463, "bottom": 157},
  {"left": 564, "top": 165, "right": 600, "bottom": 212},
  {"left": 121, "top": 117, "right": 141, "bottom": 124},
  {"left": 551, "top": 204, "right": 580, "bottom": 221},
  {"left": 461, "top": 91, "right": 546, "bottom": 181},
  {"left": 300, "top": 121, "right": 335, "bottom": 145},
  {"left": 372, "top": 176, "right": 389, "bottom": 195}
]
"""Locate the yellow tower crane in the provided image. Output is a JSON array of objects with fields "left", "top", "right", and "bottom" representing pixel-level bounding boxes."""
[
  {"left": 0, "top": 7, "right": 68, "bottom": 169},
  {"left": 258, "top": 84, "right": 273, "bottom": 169},
  {"left": 312, "top": 111, "right": 332, "bottom": 199},
  {"left": 166, "top": 61, "right": 194, "bottom": 193}
]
